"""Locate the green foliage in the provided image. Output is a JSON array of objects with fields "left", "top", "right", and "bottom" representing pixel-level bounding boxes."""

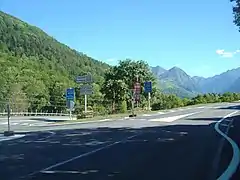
[
  {"left": 151, "top": 92, "right": 240, "bottom": 111},
  {"left": 0, "top": 11, "right": 110, "bottom": 113},
  {"left": 1, "top": 10, "right": 240, "bottom": 117},
  {"left": 100, "top": 59, "right": 157, "bottom": 112},
  {"left": 231, "top": 0, "right": 240, "bottom": 31},
  {"left": 120, "top": 100, "right": 128, "bottom": 113}
]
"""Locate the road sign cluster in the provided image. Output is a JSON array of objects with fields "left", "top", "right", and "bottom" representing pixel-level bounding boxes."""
[
  {"left": 65, "top": 73, "right": 94, "bottom": 112},
  {"left": 76, "top": 73, "right": 93, "bottom": 95}
]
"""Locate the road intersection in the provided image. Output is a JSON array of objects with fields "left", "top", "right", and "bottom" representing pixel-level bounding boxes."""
[{"left": 0, "top": 103, "right": 240, "bottom": 180}]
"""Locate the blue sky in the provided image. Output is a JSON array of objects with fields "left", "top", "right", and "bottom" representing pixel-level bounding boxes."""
[{"left": 1, "top": 0, "right": 240, "bottom": 77}]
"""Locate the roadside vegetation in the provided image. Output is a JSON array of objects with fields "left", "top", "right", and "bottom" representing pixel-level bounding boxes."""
[{"left": 1, "top": 11, "right": 240, "bottom": 120}]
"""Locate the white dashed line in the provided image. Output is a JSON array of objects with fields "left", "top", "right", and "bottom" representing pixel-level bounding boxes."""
[{"left": 26, "top": 133, "right": 141, "bottom": 177}]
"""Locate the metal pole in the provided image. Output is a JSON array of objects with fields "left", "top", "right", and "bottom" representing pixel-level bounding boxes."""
[
  {"left": 69, "top": 110, "right": 72, "bottom": 120},
  {"left": 84, "top": 94, "right": 87, "bottom": 113},
  {"left": 7, "top": 103, "right": 10, "bottom": 132},
  {"left": 148, "top": 92, "right": 151, "bottom": 111},
  {"left": 132, "top": 91, "right": 135, "bottom": 116}
]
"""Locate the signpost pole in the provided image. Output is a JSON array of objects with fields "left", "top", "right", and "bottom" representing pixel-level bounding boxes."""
[
  {"left": 84, "top": 94, "right": 87, "bottom": 113},
  {"left": 148, "top": 92, "right": 151, "bottom": 111},
  {"left": 7, "top": 103, "right": 10, "bottom": 132},
  {"left": 69, "top": 109, "right": 72, "bottom": 120},
  {"left": 144, "top": 81, "right": 152, "bottom": 111},
  {"left": 131, "top": 90, "right": 135, "bottom": 116}
]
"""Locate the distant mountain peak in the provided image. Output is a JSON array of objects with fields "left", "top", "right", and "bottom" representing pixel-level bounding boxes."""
[{"left": 151, "top": 66, "right": 166, "bottom": 77}]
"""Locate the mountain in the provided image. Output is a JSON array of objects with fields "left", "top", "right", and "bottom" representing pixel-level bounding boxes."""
[
  {"left": 0, "top": 11, "right": 109, "bottom": 111},
  {"left": 153, "top": 66, "right": 199, "bottom": 97},
  {"left": 159, "top": 67, "right": 199, "bottom": 92},
  {"left": 151, "top": 66, "right": 166, "bottom": 77},
  {"left": 198, "top": 68, "right": 240, "bottom": 93},
  {"left": 152, "top": 65, "right": 240, "bottom": 97}
]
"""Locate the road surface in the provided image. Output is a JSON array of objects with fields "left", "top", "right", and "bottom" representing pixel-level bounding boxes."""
[{"left": 0, "top": 103, "right": 240, "bottom": 180}]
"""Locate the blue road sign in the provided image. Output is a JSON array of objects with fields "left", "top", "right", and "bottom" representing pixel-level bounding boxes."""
[
  {"left": 66, "top": 88, "right": 75, "bottom": 100},
  {"left": 144, "top": 81, "right": 152, "bottom": 93}
]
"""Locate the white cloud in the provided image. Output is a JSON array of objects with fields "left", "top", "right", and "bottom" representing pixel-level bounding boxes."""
[
  {"left": 106, "top": 58, "right": 117, "bottom": 62},
  {"left": 216, "top": 49, "right": 240, "bottom": 58}
]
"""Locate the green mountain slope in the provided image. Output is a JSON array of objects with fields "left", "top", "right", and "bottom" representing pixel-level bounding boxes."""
[
  {"left": 0, "top": 11, "right": 110, "bottom": 111},
  {"left": 158, "top": 80, "right": 197, "bottom": 98},
  {"left": 153, "top": 66, "right": 199, "bottom": 98}
]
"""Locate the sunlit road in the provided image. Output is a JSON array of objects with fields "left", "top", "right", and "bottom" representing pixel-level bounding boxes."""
[{"left": 0, "top": 103, "right": 240, "bottom": 180}]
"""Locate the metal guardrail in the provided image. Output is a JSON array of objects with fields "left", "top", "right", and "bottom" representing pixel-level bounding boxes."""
[{"left": 0, "top": 112, "right": 76, "bottom": 117}]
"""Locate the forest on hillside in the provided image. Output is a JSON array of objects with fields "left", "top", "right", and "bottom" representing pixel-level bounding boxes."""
[{"left": 1, "top": 11, "right": 240, "bottom": 118}]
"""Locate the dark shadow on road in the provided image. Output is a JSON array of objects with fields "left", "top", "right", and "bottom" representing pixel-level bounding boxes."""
[
  {"left": 29, "top": 117, "right": 67, "bottom": 122},
  {"left": 186, "top": 117, "right": 222, "bottom": 121},
  {"left": 1, "top": 116, "right": 240, "bottom": 180},
  {"left": 217, "top": 105, "right": 240, "bottom": 110}
]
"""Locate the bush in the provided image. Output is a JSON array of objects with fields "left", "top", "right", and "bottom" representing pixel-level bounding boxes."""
[
  {"left": 151, "top": 102, "right": 162, "bottom": 111},
  {"left": 120, "top": 100, "right": 127, "bottom": 113}
]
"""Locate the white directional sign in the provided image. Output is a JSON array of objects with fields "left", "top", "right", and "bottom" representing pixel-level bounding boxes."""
[
  {"left": 80, "top": 85, "right": 93, "bottom": 95},
  {"left": 76, "top": 76, "right": 86, "bottom": 83},
  {"left": 76, "top": 74, "right": 92, "bottom": 83}
]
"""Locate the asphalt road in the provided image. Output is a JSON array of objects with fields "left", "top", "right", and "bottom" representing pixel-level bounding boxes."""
[{"left": 0, "top": 102, "right": 240, "bottom": 180}]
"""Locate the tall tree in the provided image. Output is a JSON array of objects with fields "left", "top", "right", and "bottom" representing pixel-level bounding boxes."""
[
  {"left": 101, "top": 67, "right": 128, "bottom": 113},
  {"left": 101, "top": 59, "right": 157, "bottom": 111},
  {"left": 231, "top": 0, "right": 240, "bottom": 30}
]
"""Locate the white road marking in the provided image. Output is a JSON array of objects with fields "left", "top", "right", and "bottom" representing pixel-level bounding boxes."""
[
  {"left": 157, "top": 112, "right": 165, "bottom": 114},
  {"left": 149, "top": 112, "right": 198, "bottom": 122},
  {"left": 0, "top": 122, "right": 8, "bottom": 125},
  {"left": 214, "top": 111, "right": 240, "bottom": 180},
  {"left": 38, "top": 131, "right": 56, "bottom": 141},
  {"left": 142, "top": 114, "right": 151, "bottom": 117},
  {"left": 26, "top": 133, "right": 140, "bottom": 177},
  {"left": 0, "top": 134, "right": 26, "bottom": 142},
  {"left": 42, "top": 170, "right": 98, "bottom": 174}
]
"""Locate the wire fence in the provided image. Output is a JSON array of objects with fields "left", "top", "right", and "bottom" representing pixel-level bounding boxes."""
[{"left": 0, "top": 97, "right": 150, "bottom": 118}]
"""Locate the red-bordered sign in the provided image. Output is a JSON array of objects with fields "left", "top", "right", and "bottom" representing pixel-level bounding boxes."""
[{"left": 134, "top": 82, "right": 141, "bottom": 93}]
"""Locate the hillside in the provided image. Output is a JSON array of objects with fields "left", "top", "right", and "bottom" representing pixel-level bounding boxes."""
[
  {"left": 198, "top": 68, "right": 240, "bottom": 93},
  {"left": 0, "top": 11, "right": 110, "bottom": 111},
  {"left": 227, "top": 77, "right": 240, "bottom": 92},
  {"left": 152, "top": 66, "right": 199, "bottom": 97},
  {"left": 152, "top": 65, "right": 240, "bottom": 97}
]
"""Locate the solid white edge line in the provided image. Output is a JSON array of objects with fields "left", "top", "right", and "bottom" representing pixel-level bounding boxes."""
[
  {"left": 26, "top": 133, "right": 140, "bottom": 177},
  {"left": 0, "top": 134, "right": 26, "bottom": 142},
  {"left": 215, "top": 111, "right": 240, "bottom": 180}
]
